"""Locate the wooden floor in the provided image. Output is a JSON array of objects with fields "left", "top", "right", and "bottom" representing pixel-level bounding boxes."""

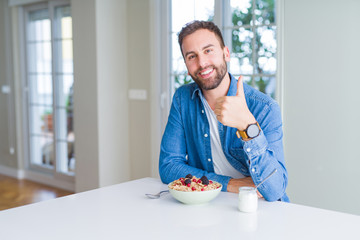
[{"left": 0, "top": 174, "right": 73, "bottom": 211}]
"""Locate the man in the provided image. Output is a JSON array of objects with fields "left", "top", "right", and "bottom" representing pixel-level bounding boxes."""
[{"left": 159, "top": 20, "right": 289, "bottom": 202}]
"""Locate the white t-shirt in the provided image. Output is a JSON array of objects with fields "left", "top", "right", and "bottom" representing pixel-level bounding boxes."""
[{"left": 201, "top": 97, "right": 245, "bottom": 179}]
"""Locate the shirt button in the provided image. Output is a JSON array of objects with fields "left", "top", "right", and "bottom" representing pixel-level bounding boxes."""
[
  {"left": 246, "top": 148, "right": 251, "bottom": 152},
  {"left": 202, "top": 110, "right": 204, "bottom": 114},
  {"left": 204, "top": 133, "right": 208, "bottom": 137},
  {"left": 208, "top": 158, "right": 211, "bottom": 162},
  {"left": 252, "top": 168, "right": 255, "bottom": 173}
]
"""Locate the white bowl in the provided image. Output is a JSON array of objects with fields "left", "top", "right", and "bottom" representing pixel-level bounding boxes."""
[{"left": 168, "top": 182, "right": 222, "bottom": 205}]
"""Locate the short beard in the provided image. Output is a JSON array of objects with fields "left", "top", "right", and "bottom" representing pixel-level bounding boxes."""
[{"left": 189, "top": 56, "right": 228, "bottom": 91}]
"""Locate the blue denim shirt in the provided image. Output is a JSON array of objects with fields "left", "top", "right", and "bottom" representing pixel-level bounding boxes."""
[{"left": 159, "top": 74, "right": 289, "bottom": 202}]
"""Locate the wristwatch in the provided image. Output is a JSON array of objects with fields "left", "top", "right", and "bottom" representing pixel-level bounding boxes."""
[{"left": 236, "top": 122, "right": 261, "bottom": 140}]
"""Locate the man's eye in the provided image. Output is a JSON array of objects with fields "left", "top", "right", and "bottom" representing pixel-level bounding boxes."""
[
  {"left": 188, "top": 55, "right": 195, "bottom": 60},
  {"left": 205, "top": 49, "right": 213, "bottom": 53}
]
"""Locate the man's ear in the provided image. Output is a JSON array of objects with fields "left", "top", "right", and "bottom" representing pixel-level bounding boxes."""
[{"left": 223, "top": 46, "right": 231, "bottom": 62}]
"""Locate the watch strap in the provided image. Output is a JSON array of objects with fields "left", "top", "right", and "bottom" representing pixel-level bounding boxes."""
[{"left": 236, "top": 122, "right": 261, "bottom": 140}]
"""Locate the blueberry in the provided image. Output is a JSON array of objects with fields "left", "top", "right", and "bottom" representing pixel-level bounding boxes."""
[
  {"left": 185, "top": 174, "right": 193, "bottom": 179},
  {"left": 200, "top": 176, "right": 209, "bottom": 185},
  {"left": 184, "top": 178, "right": 191, "bottom": 185}
]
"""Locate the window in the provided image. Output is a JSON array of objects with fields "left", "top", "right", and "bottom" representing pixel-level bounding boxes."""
[
  {"left": 169, "top": 0, "right": 277, "bottom": 98},
  {"left": 24, "top": 1, "right": 74, "bottom": 178},
  {"left": 226, "top": 0, "right": 277, "bottom": 98},
  {"left": 170, "top": 0, "right": 214, "bottom": 96}
]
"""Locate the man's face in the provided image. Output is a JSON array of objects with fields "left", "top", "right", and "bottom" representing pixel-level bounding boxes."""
[{"left": 181, "top": 29, "right": 230, "bottom": 90}]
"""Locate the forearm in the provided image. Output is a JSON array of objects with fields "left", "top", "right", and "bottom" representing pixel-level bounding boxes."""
[
  {"left": 243, "top": 131, "right": 288, "bottom": 201},
  {"left": 159, "top": 153, "right": 232, "bottom": 191},
  {"left": 227, "top": 177, "right": 255, "bottom": 192}
]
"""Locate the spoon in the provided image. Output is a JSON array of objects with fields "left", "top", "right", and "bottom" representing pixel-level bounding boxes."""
[
  {"left": 255, "top": 169, "right": 277, "bottom": 190},
  {"left": 145, "top": 190, "right": 169, "bottom": 199}
]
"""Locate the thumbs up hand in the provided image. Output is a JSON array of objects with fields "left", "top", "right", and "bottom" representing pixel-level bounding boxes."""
[{"left": 214, "top": 76, "right": 256, "bottom": 130}]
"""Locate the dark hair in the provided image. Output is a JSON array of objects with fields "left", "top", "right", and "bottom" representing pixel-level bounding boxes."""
[{"left": 178, "top": 20, "right": 225, "bottom": 54}]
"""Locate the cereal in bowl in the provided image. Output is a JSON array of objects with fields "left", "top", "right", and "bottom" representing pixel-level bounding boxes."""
[{"left": 169, "top": 174, "right": 221, "bottom": 192}]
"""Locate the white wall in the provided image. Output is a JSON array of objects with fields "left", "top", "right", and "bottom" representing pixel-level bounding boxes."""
[
  {"left": 0, "top": 0, "right": 18, "bottom": 169},
  {"left": 126, "top": 0, "right": 152, "bottom": 180},
  {"left": 72, "top": 0, "right": 130, "bottom": 192},
  {"left": 283, "top": 0, "right": 360, "bottom": 215},
  {"left": 95, "top": 0, "right": 130, "bottom": 188}
]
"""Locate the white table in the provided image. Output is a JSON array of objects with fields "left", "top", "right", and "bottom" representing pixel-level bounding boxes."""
[{"left": 0, "top": 178, "right": 359, "bottom": 240}]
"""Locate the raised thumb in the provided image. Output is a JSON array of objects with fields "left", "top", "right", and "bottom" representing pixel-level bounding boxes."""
[{"left": 236, "top": 76, "right": 244, "bottom": 96}]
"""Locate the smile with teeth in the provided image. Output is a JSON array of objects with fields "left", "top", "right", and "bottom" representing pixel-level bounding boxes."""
[{"left": 199, "top": 68, "right": 214, "bottom": 77}]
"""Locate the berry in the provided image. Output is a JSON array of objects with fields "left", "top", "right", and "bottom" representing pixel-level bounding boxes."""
[
  {"left": 197, "top": 179, "right": 202, "bottom": 183},
  {"left": 184, "top": 178, "right": 191, "bottom": 185},
  {"left": 192, "top": 178, "right": 197, "bottom": 182},
  {"left": 187, "top": 183, "right": 191, "bottom": 187},
  {"left": 200, "top": 176, "right": 209, "bottom": 185},
  {"left": 185, "top": 173, "right": 192, "bottom": 179},
  {"left": 191, "top": 187, "right": 196, "bottom": 191},
  {"left": 209, "top": 180, "right": 213, "bottom": 184},
  {"left": 201, "top": 188, "right": 204, "bottom": 191}
]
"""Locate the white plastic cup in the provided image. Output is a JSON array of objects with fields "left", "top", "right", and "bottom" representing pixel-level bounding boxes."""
[{"left": 238, "top": 187, "right": 258, "bottom": 213}]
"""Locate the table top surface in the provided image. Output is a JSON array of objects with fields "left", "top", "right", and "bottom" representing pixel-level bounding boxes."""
[{"left": 0, "top": 177, "right": 359, "bottom": 240}]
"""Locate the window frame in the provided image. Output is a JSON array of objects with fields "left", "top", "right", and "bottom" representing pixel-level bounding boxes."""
[{"left": 21, "top": 0, "right": 74, "bottom": 183}]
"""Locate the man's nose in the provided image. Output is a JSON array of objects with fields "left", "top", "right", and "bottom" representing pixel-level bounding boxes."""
[{"left": 197, "top": 54, "right": 208, "bottom": 68}]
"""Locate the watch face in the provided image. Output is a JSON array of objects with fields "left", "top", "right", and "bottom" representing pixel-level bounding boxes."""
[{"left": 247, "top": 124, "right": 260, "bottom": 138}]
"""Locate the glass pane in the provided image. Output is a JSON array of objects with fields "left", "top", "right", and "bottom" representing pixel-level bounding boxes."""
[
  {"left": 54, "top": 5, "right": 74, "bottom": 176},
  {"left": 66, "top": 117, "right": 75, "bottom": 174},
  {"left": 173, "top": 73, "right": 193, "bottom": 90},
  {"left": 55, "top": 74, "right": 73, "bottom": 108},
  {"left": 194, "top": 0, "right": 214, "bottom": 21},
  {"left": 171, "top": 0, "right": 214, "bottom": 33},
  {"left": 255, "top": 0, "right": 275, "bottom": 25},
  {"left": 231, "top": 0, "right": 253, "bottom": 26},
  {"left": 172, "top": 33, "right": 187, "bottom": 73},
  {"left": 54, "top": 39, "right": 73, "bottom": 74},
  {"left": 28, "top": 9, "right": 50, "bottom": 42},
  {"left": 255, "top": 26, "right": 276, "bottom": 74},
  {"left": 29, "top": 74, "right": 53, "bottom": 106},
  {"left": 30, "top": 105, "right": 53, "bottom": 135},
  {"left": 56, "top": 140, "right": 75, "bottom": 175},
  {"left": 27, "top": 41, "right": 52, "bottom": 73},
  {"left": 232, "top": 75, "right": 253, "bottom": 86},
  {"left": 54, "top": 6, "right": 72, "bottom": 39},
  {"left": 55, "top": 108, "right": 67, "bottom": 140},
  {"left": 30, "top": 135, "right": 54, "bottom": 168},
  {"left": 27, "top": 8, "right": 54, "bottom": 171},
  {"left": 254, "top": 76, "right": 276, "bottom": 97},
  {"left": 230, "top": 27, "right": 253, "bottom": 75},
  {"left": 54, "top": 6, "right": 73, "bottom": 74},
  {"left": 55, "top": 104, "right": 74, "bottom": 175}
]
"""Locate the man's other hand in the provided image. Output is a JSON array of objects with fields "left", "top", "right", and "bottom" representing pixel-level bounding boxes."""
[{"left": 227, "top": 177, "right": 263, "bottom": 198}]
